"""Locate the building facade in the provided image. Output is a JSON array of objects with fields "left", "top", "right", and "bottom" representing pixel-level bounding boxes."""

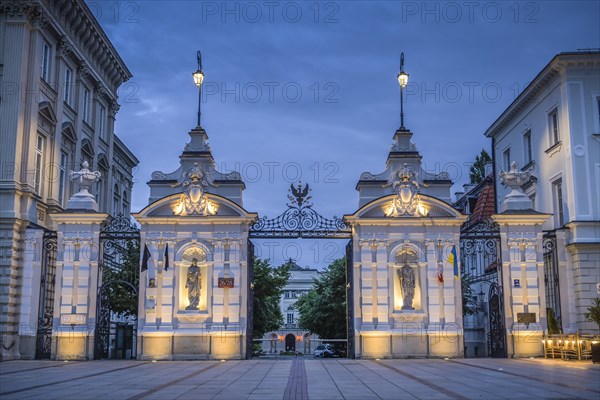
[
  {"left": 0, "top": 0, "right": 138, "bottom": 360},
  {"left": 261, "top": 260, "right": 320, "bottom": 354},
  {"left": 485, "top": 51, "right": 600, "bottom": 335}
]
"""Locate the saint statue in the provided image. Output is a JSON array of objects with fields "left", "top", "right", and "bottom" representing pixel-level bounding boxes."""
[
  {"left": 398, "top": 264, "right": 415, "bottom": 310},
  {"left": 185, "top": 258, "right": 202, "bottom": 310}
]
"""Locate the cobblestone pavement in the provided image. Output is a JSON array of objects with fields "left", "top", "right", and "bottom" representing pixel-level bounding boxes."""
[{"left": 1, "top": 357, "right": 598, "bottom": 400}]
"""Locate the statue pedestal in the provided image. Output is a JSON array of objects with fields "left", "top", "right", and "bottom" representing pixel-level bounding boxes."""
[{"left": 66, "top": 188, "right": 99, "bottom": 211}]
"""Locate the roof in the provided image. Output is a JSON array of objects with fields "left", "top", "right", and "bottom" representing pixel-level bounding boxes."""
[
  {"left": 464, "top": 178, "right": 496, "bottom": 225},
  {"left": 484, "top": 51, "right": 600, "bottom": 138}
]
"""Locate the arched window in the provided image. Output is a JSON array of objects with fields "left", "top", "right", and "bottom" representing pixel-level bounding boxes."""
[
  {"left": 122, "top": 190, "right": 129, "bottom": 215},
  {"left": 113, "top": 184, "right": 120, "bottom": 215}
]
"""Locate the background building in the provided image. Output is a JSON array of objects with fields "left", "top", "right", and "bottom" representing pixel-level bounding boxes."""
[
  {"left": 0, "top": 0, "right": 138, "bottom": 360},
  {"left": 262, "top": 260, "right": 320, "bottom": 354},
  {"left": 485, "top": 51, "right": 600, "bottom": 334}
]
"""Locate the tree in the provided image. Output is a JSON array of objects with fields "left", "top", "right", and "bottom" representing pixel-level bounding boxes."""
[
  {"left": 295, "top": 258, "right": 346, "bottom": 339},
  {"left": 547, "top": 308, "right": 561, "bottom": 334},
  {"left": 101, "top": 239, "right": 139, "bottom": 317},
  {"left": 469, "top": 149, "right": 492, "bottom": 184},
  {"left": 461, "top": 270, "right": 478, "bottom": 317},
  {"left": 252, "top": 258, "right": 291, "bottom": 339},
  {"left": 585, "top": 298, "right": 600, "bottom": 330}
]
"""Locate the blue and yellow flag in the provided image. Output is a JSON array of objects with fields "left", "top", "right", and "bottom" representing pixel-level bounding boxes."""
[{"left": 447, "top": 245, "right": 459, "bottom": 279}]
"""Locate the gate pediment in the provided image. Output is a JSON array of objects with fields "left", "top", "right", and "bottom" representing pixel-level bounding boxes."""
[
  {"left": 347, "top": 194, "right": 463, "bottom": 220},
  {"left": 134, "top": 193, "right": 257, "bottom": 220}
]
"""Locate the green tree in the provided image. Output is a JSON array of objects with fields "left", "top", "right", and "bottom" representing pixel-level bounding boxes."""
[
  {"left": 295, "top": 258, "right": 346, "bottom": 339},
  {"left": 585, "top": 298, "right": 600, "bottom": 330},
  {"left": 252, "top": 258, "right": 291, "bottom": 339},
  {"left": 101, "top": 239, "right": 139, "bottom": 317},
  {"left": 547, "top": 308, "right": 561, "bottom": 334},
  {"left": 469, "top": 149, "right": 492, "bottom": 184},
  {"left": 461, "top": 270, "right": 478, "bottom": 316}
]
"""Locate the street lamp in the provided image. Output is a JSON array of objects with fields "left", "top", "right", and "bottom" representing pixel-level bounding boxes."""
[
  {"left": 192, "top": 50, "right": 205, "bottom": 128},
  {"left": 397, "top": 52, "right": 409, "bottom": 130}
]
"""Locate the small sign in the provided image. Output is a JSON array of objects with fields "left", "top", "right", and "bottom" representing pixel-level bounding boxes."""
[
  {"left": 218, "top": 277, "right": 234, "bottom": 288},
  {"left": 60, "top": 313, "right": 87, "bottom": 325},
  {"left": 513, "top": 279, "right": 521, "bottom": 288},
  {"left": 517, "top": 313, "right": 536, "bottom": 324}
]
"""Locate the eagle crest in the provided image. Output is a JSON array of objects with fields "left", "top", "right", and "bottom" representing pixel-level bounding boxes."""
[{"left": 288, "top": 182, "right": 312, "bottom": 208}]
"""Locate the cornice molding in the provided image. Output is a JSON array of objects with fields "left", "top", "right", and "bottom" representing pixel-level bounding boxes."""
[{"left": 2, "top": 0, "right": 134, "bottom": 96}]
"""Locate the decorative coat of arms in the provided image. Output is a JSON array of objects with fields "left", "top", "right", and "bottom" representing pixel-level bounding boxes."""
[
  {"left": 384, "top": 164, "right": 423, "bottom": 217},
  {"left": 172, "top": 163, "right": 217, "bottom": 216}
]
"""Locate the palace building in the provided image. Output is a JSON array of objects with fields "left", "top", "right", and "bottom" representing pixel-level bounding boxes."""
[{"left": 0, "top": 0, "right": 138, "bottom": 360}]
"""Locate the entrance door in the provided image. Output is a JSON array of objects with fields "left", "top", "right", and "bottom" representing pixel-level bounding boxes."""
[{"left": 285, "top": 334, "right": 296, "bottom": 352}]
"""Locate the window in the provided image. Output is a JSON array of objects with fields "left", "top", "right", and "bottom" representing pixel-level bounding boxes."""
[
  {"left": 523, "top": 130, "right": 532, "bottom": 165},
  {"left": 41, "top": 41, "right": 51, "bottom": 82},
  {"left": 553, "top": 179, "right": 564, "bottom": 226},
  {"left": 58, "top": 151, "right": 68, "bottom": 205},
  {"left": 122, "top": 191, "right": 129, "bottom": 215},
  {"left": 549, "top": 109, "right": 559, "bottom": 145},
  {"left": 34, "top": 135, "right": 45, "bottom": 194},
  {"left": 82, "top": 87, "right": 91, "bottom": 122},
  {"left": 64, "top": 67, "right": 73, "bottom": 105},
  {"left": 503, "top": 148, "right": 511, "bottom": 171},
  {"left": 597, "top": 96, "right": 600, "bottom": 131},
  {"left": 96, "top": 179, "right": 103, "bottom": 207},
  {"left": 112, "top": 184, "right": 120, "bottom": 215},
  {"left": 286, "top": 313, "right": 294, "bottom": 324},
  {"left": 98, "top": 105, "right": 106, "bottom": 139}
]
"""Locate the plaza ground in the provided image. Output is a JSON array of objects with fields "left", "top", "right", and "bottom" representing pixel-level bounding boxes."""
[{"left": 0, "top": 357, "right": 598, "bottom": 400}]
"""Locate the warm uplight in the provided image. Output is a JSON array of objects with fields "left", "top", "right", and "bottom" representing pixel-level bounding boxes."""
[
  {"left": 397, "top": 71, "right": 409, "bottom": 88},
  {"left": 417, "top": 203, "right": 429, "bottom": 217},
  {"left": 296, "top": 335, "right": 302, "bottom": 341},
  {"left": 171, "top": 199, "right": 184, "bottom": 215},
  {"left": 193, "top": 69, "right": 205, "bottom": 87},
  {"left": 207, "top": 200, "right": 219, "bottom": 215},
  {"left": 220, "top": 359, "right": 226, "bottom": 362}
]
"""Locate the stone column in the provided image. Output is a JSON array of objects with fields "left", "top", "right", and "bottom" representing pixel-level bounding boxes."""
[
  {"left": 49, "top": 213, "right": 107, "bottom": 360},
  {"left": 17, "top": 229, "right": 45, "bottom": 359},
  {"left": 495, "top": 161, "right": 550, "bottom": 357}
]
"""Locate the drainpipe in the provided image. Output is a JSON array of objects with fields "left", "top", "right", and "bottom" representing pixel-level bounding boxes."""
[{"left": 491, "top": 137, "right": 498, "bottom": 212}]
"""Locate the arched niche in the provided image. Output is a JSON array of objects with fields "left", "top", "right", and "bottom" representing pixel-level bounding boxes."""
[
  {"left": 178, "top": 246, "right": 209, "bottom": 312},
  {"left": 391, "top": 244, "right": 422, "bottom": 312}
]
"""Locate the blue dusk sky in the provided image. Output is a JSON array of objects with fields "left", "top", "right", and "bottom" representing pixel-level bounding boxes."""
[{"left": 94, "top": 1, "right": 599, "bottom": 267}]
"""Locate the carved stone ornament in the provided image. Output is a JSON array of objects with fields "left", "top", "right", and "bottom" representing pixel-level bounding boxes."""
[
  {"left": 172, "top": 163, "right": 218, "bottom": 216},
  {"left": 500, "top": 161, "right": 532, "bottom": 190},
  {"left": 58, "top": 36, "right": 73, "bottom": 58},
  {"left": 66, "top": 161, "right": 102, "bottom": 211},
  {"left": 499, "top": 161, "right": 534, "bottom": 211},
  {"left": 384, "top": 164, "right": 424, "bottom": 217}
]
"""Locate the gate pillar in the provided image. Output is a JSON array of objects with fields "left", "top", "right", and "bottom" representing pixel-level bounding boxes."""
[
  {"left": 49, "top": 212, "right": 108, "bottom": 360},
  {"left": 494, "top": 162, "right": 550, "bottom": 357}
]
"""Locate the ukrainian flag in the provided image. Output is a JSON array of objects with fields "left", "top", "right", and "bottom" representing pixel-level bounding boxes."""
[{"left": 447, "top": 245, "right": 459, "bottom": 279}]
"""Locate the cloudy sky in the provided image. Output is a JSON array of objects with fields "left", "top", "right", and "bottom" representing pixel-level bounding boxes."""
[{"left": 94, "top": 1, "right": 599, "bottom": 267}]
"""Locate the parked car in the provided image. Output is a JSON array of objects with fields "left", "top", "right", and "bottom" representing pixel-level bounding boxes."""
[{"left": 313, "top": 344, "right": 334, "bottom": 358}]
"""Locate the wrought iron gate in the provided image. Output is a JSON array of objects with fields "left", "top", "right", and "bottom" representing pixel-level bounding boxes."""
[
  {"left": 345, "top": 240, "right": 355, "bottom": 359},
  {"left": 248, "top": 183, "right": 352, "bottom": 357},
  {"left": 35, "top": 231, "right": 57, "bottom": 359},
  {"left": 94, "top": 215, "right": 140, "bottom": 359},
  {"left": 487, "top": 283, "right": 506, "bottom": 358},
  {"left": 543, "top": 232, "right": 561, "bottom": 332},
  {"left": 460, "top": 216, "right": 506, "bottom": 358},
  {"left": 246, "top": 240, "right": 254, "bottom": 360}
]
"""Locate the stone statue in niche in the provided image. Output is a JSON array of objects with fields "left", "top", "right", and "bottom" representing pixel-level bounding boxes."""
[
  {"left": 185, "top": 258, "right": 202, "bottom": 310},
  {"left": 398, "top": 264, "right": 415, "bottom": 310}
]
